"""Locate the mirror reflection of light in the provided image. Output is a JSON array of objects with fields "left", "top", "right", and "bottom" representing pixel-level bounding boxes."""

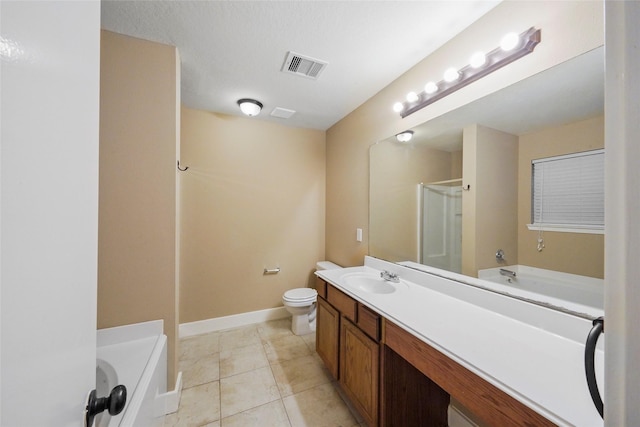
[
  {"left": 500, "top": 32, "right": 520, "bottom": 51},
  {"left": 393, "top": 102, "right": 404, "bottom": 113},
  {"left": 0, "top": 36, "right": 24, "bottom": 61},
  {"left": 395, "top": 130, "right": 413, "bottom": 143},
  {"left": 424, "top": 82, "right": 438, "bottom": 94},
  {"left": 443, "top": 68, "right": 459, "bottom": 83},
  {"left": 406, "top": 92, "right": 419, "bottom": 103},
  {"left": 469, "top": 51, "right": 486, "bottom": 68}
]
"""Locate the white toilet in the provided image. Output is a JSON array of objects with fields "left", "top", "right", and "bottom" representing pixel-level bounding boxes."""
[{"left": 282, "top": 261, "right": 341, "bottom": 335}]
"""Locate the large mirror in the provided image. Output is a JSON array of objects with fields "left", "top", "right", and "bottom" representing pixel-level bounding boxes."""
[{"left": 370, "top": 47, "right": 604, "bottom": 316}]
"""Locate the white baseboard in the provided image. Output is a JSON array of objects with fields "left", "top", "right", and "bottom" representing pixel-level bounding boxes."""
[
  {"left": 179, "top": 306, "right": 290, "bottom": 338},
  {"left": 162, "top": 371, "right": 182, "bottom": 415}
]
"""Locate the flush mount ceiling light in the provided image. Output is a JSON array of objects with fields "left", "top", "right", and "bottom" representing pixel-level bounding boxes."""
[
  {"left": 237, "top": 98, "right": 263, "bottom": 117},
  {"left": 393, "top": 27, "right": 541, "bottom": 118},
  {"left": 396, "top": 130, "right": 414, "bottom": 143}
]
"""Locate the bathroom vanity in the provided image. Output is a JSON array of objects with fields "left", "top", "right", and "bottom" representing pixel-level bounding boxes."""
[{"left": 315, "top": 256, "right": 603, "bottom": 426}]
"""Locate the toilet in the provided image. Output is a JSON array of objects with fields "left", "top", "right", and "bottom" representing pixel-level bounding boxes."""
[{"left": 282, "top": 261, "right": 341, "bottom": 335}]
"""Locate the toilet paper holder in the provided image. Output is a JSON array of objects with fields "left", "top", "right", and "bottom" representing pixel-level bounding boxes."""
[{"left": 264, "top": 267, "right": 281, "bottom": 275}]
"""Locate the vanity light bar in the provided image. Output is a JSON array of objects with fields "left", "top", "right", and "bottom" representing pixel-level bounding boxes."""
[{"left": 396, "top": 27, "right": 541, "bottom": 118}]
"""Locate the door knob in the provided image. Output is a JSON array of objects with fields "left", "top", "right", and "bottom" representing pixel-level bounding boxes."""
[{"left": 84, "top": 384, "right": 127, "bottom": 427}]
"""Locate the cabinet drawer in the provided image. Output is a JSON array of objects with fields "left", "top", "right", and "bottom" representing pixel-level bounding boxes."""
[
  {"left": 327, "top": 285, "right": 357, "bottom": 322},
  {"left": 357, "top": 303, "right": 381, "bottom": 342},
  {"left": 316, "top": 277, "right": 328, "bottom": 299}
]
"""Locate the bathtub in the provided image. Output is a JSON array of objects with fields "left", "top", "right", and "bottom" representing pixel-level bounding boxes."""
[
  {"left": 478, "top": 265, "right": 603, "bottom": 318},
  {"left": 96, "top": 320, "right": 168, "bottom": 427}
]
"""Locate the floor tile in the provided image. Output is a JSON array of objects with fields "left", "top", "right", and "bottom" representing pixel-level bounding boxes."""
[
  {"left": 221, "top": 400, "right": 291, "bottom": 427},
  {"left": 219, "top": 325, "right": 261, "bottom": 352},
  {"left": 164, "top": 381, "right": 220, "bottom": 427},
  {"left": 271, "top": 355, "right": 332, "bottom": 397},
  {"left": 220, "top": 366, "right": 281, "bottom": 418},
  {"left": 180, "top": 332, "right": 220, "bottom": 361},
  {"left": 220, "top": 343, "right": 269, "bottom": 378},
  {"left": 334, "top": 383, "right": 364, "bottom": 425},
  {"left": 263, "top": 334, "right": 312, "bottom": 364},
  {"left": 282, "top": 382, "right": 358, "bottom": 427},
  {"left": 171, "top": 321, "right": 365, "bottom": 427},
  {"left": 301, "top": 332, "right": 316, "bottom": 352},
  {"left": 257, "top": 318, "right": 295, "bottom": 341},
  {"left": 180, "top": 352, "right": 220, "bottom": 389}
]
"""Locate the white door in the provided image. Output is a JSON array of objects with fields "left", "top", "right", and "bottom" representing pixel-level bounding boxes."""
[
  {"left": 1, "top": 1, "right": 101, "bottom": 426},
  {"left": 604, "top": 2, "right": 640, "bottom": 424}
]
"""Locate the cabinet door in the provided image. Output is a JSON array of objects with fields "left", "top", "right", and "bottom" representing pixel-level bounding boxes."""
[
  {"left": 316, "top": 297, "right": 340, "bottom": 379},
  {"left": 340, "top": 318, "right": 379, "bottom": 426}
]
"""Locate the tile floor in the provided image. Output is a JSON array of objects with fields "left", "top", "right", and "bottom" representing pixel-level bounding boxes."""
[{"left": 163, "top": 318, "right": 365, "bottom": 427}]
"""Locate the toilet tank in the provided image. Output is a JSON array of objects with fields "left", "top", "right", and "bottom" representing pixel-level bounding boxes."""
[{"left": 316, "top": 261, "right": 341, "bottom": 271}]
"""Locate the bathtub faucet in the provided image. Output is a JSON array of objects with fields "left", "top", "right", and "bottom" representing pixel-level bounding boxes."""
[
  {"left": 381, "top": 270, "right": 400, "bottom": 283},
  {"left": 499, "top": 268, "right": 517, "bottom": 278}
]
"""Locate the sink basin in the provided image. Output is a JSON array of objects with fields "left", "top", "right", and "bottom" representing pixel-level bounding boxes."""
[{"left": 341, "top": 272, "right": 406, "bottom": 294}]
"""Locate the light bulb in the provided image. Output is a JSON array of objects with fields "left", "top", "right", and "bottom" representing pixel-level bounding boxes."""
[
  {"left": 500, "top": 32, "right": 520, "bottom": 51},
  {"left": 469, "top": 51, "right": 486, "bottom": 68},
  {"left": 396, "top": 131, "right": 414, "bottom": 143},
  {"left": 424, "top": 82, "right": 438, "bottom": 94},
  {"left": 406, "top": 92, "right": 419, "bottom": 103},
  {"left": 393, "top": 102, "right": 404, "bottom": 113},
  {"left": 443, "top": 67, "right": 459, "bottom": 83}
]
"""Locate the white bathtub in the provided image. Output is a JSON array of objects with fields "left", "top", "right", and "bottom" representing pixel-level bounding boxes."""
[
  {"left": 478, "top": 265, "right": 603, "bottom": 318},
  {"left": 96, "top": 320, "right": 168, "bottom": 427}
]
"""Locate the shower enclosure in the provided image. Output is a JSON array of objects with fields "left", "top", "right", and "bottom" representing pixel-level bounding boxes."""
[{"left": 419, "top": 179, "right": 463, "bottom": 273}]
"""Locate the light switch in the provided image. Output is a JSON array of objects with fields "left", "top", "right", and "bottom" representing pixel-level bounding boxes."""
[{"left": 356, "top": 228, "right": 363, "bottom": 242}]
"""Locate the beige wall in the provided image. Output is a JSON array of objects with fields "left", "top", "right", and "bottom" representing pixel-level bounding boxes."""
[
  {"left": 518, "top": 115, "right": 604, "bottom": 278},
  {"left": 326, "top": 1, "right": 603, "bottom": 267},
  {"left": 451, "top": 150, "right": 463, "bottom": 179},
  {"left": 370, "top": 142, "right": 454, "bottom": 262},
  {"left": 99, "top": 31, "right": 179, "bottom": 383},
  {"left": 179, "top": 108, "right": 326, "bottom": 323},
  {"left": 462, "top": 125, "right": 519, "bottom": 276}
]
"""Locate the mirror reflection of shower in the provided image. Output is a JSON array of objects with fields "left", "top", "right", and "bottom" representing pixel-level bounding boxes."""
[{"left": 419, "top": 179, "right": 463, "bottom": 273}]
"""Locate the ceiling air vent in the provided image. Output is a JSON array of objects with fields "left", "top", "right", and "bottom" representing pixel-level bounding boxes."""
[
  {"left": 271, "top": 107, "right": 296, "bottom": 119},
  {"left": 281, "top": 51, "right": 327, "bottom": 79}
]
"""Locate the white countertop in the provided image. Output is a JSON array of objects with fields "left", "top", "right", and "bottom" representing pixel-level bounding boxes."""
[{"left": 316, "top": 256, "right": 604, "bottom": 427}]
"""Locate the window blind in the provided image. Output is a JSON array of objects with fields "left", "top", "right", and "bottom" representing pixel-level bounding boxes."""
[{"left": 531, "top": 149, "right": 604, "bottom": 229}]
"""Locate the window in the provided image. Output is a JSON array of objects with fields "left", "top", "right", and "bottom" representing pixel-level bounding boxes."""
[{"left": 529, "top": 149, "right": 604, "bottom": 234}]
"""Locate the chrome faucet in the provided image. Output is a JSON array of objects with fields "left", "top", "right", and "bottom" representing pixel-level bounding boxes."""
[
  {"left": 380, "top": 270, "right": 400, "bottom": 283},
  {"left": 499, "top": 268, "right": 517, "bottom": 278}
]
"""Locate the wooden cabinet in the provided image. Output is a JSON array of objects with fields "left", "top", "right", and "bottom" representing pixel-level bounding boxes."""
[
  {"left": 316, "top": 296, "right": 340, "bottom": 379},
  {"left": 382, "top": 345, "right": 449, "bottom": 426},
  {"left": 316, "top": 279, "right": 381, "bottom": 426},
  {"left": 316, "top": 278, "right": 558, "bottom": 427},
  {"left": 340, "top": 318, "right": 379, "bottom": 427}
]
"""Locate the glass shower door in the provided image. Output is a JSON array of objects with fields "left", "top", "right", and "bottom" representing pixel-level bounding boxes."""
[{"left": 420, "top": 180, "right": 462, "bottom": 273}]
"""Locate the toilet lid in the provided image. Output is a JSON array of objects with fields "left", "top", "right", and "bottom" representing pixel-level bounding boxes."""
[{"left": 284, "top": 288, "right": 317, "bottom": 301}]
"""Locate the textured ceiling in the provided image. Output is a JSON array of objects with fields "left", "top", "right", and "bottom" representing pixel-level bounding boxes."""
[{"left": 101, "top": 1, "right": 500, "bottom": 130}]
